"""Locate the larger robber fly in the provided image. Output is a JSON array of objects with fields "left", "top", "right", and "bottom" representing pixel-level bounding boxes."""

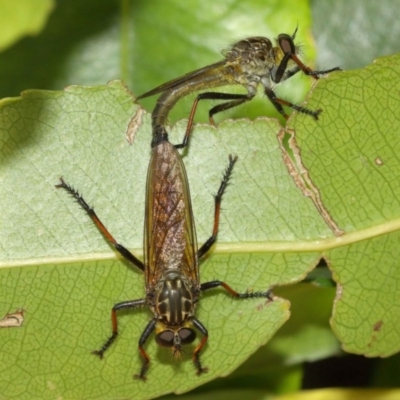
[
  {"left": 56, "top": 131, "right": 272, "bottom": 380},
  {"left": 138, "top": 27, "right": 340, "bottom": 148}
]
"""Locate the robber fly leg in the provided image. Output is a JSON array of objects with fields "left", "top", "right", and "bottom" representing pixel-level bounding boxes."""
[
  {"left": 201, "top": 280, "right": 273, "bottom": 301},
  {"left": 264, "top": 87, "right": 322, "bottom": 120},
  {"left": 93, "top": 299, "right": 146, "bottom": 360},
  {"left": 191, "top": 318, "right": 209, "bottom": 376},
  {"left": 134, "top": 318, "right": 157, "bottom": 381},
  {"left": 55, "top": 178, "right": 144, "bottom": 271},
  {"left": 175, "top": 93, "right": 253, "bottom": 149},
  {"left": 198, "top": 155, "right": 238, "bottom": 259}
]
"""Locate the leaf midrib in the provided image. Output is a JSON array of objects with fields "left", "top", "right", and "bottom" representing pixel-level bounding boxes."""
[{"left": 3, "top": 216, "right": 399, "bottom": 268}]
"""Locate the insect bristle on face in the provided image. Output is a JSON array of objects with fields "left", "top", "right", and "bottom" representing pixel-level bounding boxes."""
[
  {"left": 55, "top": 131, "right": 272, "bottom": 380},
  {"left": 137, "top": 27, "right": 341, "bottom": 149}
]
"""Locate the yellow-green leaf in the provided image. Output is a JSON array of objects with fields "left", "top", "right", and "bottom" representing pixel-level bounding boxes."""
[
  {"left": 291, "top": 54, "right": 400, "bottom": 357},
  {"left": 1, "top": 81, "right": 291, "bottom": 399},
  {"left": 0, "top": 0, "right": 54, "bottom": 51}
]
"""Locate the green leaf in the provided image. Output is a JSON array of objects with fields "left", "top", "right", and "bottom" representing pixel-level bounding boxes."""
[
  {"left": 2, "top": 53, "right": 400, "bottom": 398},
  {"left": 0, "top": 81, "right": 292, "bottom": 399},
  {"left": 2, "top": 1, "right": 400, "bottom": 398},
  {"left": 291, "top": 53, "right": 400, "bottom": 357},
  {"left": 0, "top": 0, "right": 54, "bottom": 51},
  {"left": 3, "top": 50, "right": 400, "bottom": 397}
]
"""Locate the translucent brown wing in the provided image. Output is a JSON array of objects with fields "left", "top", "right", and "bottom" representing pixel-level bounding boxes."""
[
  {"left": 144, "top": 140, "right": 199, "bottom": 289},
  {"left": 136, "top": 60, "right": 230, "bottom": 100}
]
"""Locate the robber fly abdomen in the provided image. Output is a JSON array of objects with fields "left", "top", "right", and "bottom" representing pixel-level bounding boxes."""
[
  {"left": 138, "top": 28, "right": 341, "bottom": 149},
  {"left": 56, "top": 131, "right": 272, "bottom": 380}
]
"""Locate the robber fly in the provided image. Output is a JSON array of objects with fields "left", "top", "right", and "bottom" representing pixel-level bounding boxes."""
[
  {"left": 137, "top": 27, "right": 340, "bottom": 148},
  {"left": 55, "top": 131, "right": 272, "bottom": 380}
]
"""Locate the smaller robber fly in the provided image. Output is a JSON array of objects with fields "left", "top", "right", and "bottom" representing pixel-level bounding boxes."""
[
  {"left": 56, "top": 131, "right": 272, "bottom": 380},
  {"left": 137, "top": 27, "right": 341, "bottom": 148}
]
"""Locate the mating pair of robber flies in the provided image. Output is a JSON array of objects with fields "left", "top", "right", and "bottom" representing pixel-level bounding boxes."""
[{"left": 56, "top": 28, "right": 340, "bottom": 380}]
